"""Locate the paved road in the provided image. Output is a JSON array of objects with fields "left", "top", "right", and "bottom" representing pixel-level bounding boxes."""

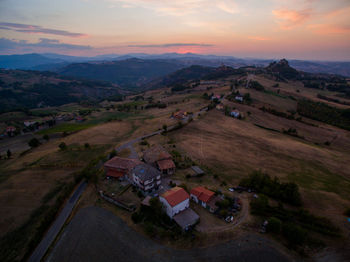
[
  {"left": 29, "top": 106, "right": 208, "bottom": 261},
  {"left": 28, "top": 181, "right": 87, "bottom": 262},
  {"left": 47, "top": 206, "right": 295, "bottom": 262}
]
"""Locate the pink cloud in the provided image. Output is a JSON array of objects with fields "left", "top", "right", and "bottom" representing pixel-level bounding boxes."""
[
  {"left": 308, "top": 24, "right": 350, "bottom": 35},
  {"left": 272, "top": 8, "right": 312, "bottom": 29}
]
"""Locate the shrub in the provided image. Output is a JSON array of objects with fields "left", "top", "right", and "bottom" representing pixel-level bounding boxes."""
[
  {"left": 59, "top": 142, "right": 67, "bottom": 150},
  {"left": 43, "top": 134, "right": 49, "bottom": 141},
  {"left": 344, "top": 208, "right": 350, "bottom": 217},
  {"left": 267, "top": 217, "right": 282, "bottom": 234},
  {"left": 282, "top": 223, "right": 307, "bottom": 246},
  {"left": 84, "top": 143, "right": 90, "bottom": 149},
  {"left": 28, "top": 138, "right": 40, "bottom": 148}
]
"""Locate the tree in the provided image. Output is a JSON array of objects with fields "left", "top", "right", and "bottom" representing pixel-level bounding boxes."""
[
  {"left": 162, "top": 124, "right": 167, "bottom": 132},
  {"left": 43, "top": 134, "right": 49, "bottom": 141},
  {"left": 7, "top": 149, "right": 11, "bottom": 159},
  {"left": 282, "top": 223, "right": 307, "bottom": 246},
  {"left": 28, "top": 138, "right": 40, "bottom": 148},
  {"left": 59, "top": 142, "right": 67, "bottom": 150},
  {"left": 267, "top": 217, "right": 282, "bottom": 234},
  {"left": 84, "top": 143, "right": 90, "bottom": 149}
]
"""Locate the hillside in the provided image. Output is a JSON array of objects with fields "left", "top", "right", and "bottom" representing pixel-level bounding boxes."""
[
  {"left": 0, "top": 69, "right": 121, "bottom": 112},
  {"left": 57, "top": 58, "right": 184, "bottom": 89},
  {"left": 0, "top": 54, "right": 63, "bottom": 69}
]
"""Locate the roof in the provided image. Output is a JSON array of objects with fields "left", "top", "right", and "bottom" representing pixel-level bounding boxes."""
[
  {"left": 106, "top": 169, "right": 124, "bottom": 178},
  {"left": 143, "top": 145, "right": 172, "bottom": 164},
  {"left": 6, "top": 126, "right": 16, "bottom": 131},
  {"left": 157, "top": 159, "right": 175, "bottom": 170},
  {"left": 191, "top": 166, "right": 204, "bottom": 175},
  {"left": 173, "top": 208, "right": 199, "bottom": 229},
  {"left": 133, "top": 163, "right": 161, "bottom": 181},
  {"left": 141, "top": 196, "right": 152, "bottom": 206},
  {"left": 190, "top": 187, "right": 215, "bottom": 203},
  {"left": 104, "top": 157, "right": 142, "bottom": 171},
  {"left": 161, "top": 187, "right": 189, "bottom": 207}
]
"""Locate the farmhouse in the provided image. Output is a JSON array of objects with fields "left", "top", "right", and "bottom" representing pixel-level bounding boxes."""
[
  {"left": 216, "top": 104, "right": 224, "bottom": 110},
  {"left": 104, "top": 156, "right": 142, "bottom": 180},
  {"left": 211, "top": 94, "right": 221, "bottom": 101},
  {"left": 190, "top": 187, "right": 219, "bottom": 213},
  {"left": 131, "top": 163, "right": 161, "bottom": 194},
  {"left": 159, "top": 187, "right": 189, "bottom": 218},
  {"left": 235, "top": 95, "right": 244, "bottom": 102},
  {"left": 6, "top": 126, "right": 16, "bottom": 136},
  {"left": 143, "top": 145, "right": 176, "bottom": 175},
  {"left": 173, "top": 110, "right": 187, "bottom": 120}
]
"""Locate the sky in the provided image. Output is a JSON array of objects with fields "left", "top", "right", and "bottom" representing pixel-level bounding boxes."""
[{"left": 0, "top": 0, "right": 349, "bottom": 60}]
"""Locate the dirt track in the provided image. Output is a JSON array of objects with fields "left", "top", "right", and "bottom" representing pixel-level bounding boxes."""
[{"left": 47, "top": 206, "right": 297, "bottom": 262}]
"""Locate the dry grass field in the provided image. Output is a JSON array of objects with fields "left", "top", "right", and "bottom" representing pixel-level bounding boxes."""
[{"left": 168, "top": 109, "right": 350, "bottom": 232}]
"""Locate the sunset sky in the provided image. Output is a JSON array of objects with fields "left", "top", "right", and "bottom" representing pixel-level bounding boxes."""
[{"left": 0, "top": 0, "right": 349, "bottom": 60}]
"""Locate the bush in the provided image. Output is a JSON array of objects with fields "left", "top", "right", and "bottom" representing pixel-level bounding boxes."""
[
  {"left": 84, "top": 143, "right": 90, "bottom": 149},
  {"left": 344, "top": 208, "right": 350, "bottom": 217},
  {"left": 240, "top": 171, "right": 302, "bottom": 206},
  {"left": 282, "top": 223, "right": 307, "bottom": 246},
  {"left": 131, "top": 212, "right": 142, "bottom": 224},
  {"left": 28, "top": 138, "right": 40, "bottom": 148},
  {"left": 43, "top": 134, "right": 49, "bottom": 141},
  {"left": 59, "top": 142, "right": 67, "bottom": 150},
  {"left": 267, "top": 217, "right": 282, "bottom": 234}
]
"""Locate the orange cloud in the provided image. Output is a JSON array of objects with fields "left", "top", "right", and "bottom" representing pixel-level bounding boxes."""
[
  {"left": 308, "top": 24, "right": 350, "bottom": 35},
  {"left": 272, "top": 8, "right": 311, "bottom": 29}
]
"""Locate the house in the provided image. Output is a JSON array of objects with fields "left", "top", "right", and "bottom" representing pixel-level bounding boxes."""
[
  {"left": 173, "top": 110, "right": 187, "bottom": 120},
  {"left": 190, "top": 187, "right": 219, "bottom": 213},
  {"left": 230, "top": 110, "right": 240, "bottom": 118},
  {"left": 211, "top": 94, "right": 221, "bottom": 101},
  {"left": 6, "top": 126, "right": 16, "bottom": 137},
  {"left": 235, "top": 95, "right": 244, "bottom": 102},
  {"left": 216, "top": 104, "right": 224, "bottom": 110},
  {"left": 143, "top": 145, "right": 176, "bottom": 175},
  {"left": 131, "top": 163, "right": 161, "bottom": 194},
  {"left": 159, "top": 187, "right": 190, "bottom": 218},
  {"left": 191, "top": 166, "right": 205, "bottom": 176},
  {"left": 104, "top": 156, "right": 142, "bottom": 180},
  {"left": 75, "top": 116, "right": 85, "bottom": 122}
]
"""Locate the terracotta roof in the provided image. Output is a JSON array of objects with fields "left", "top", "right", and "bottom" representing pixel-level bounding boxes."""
[
  {"left": 143, "top": 145, "right": 172, "bottom": 164},
  {"left": 104, "top": 157, "right": 142, "bottom": 171},
  {"left": 157, "top": 159, "right": 175, "bottom": 170},
  {"left": 162, "top": 187, "right": 189, "bottom": 207},
  {"left": 107, "top": 169, "right": 124, "bottom": 178},
  {"left": 190, "top": 187, "right": 215, "bottom": 203}
]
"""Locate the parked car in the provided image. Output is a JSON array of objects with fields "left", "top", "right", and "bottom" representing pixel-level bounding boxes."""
[
  {"left": 228, "top": 188, "right": 235, "bottom": 192},
  {"left": 225, "top": 216, "right": 234, "bottom": 223}
]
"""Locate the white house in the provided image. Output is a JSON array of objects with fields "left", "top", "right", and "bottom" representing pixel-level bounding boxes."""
[
  {"left": 235, "top": 95, "right": 244, "bottom": 102},
  {"left": 159, "top": 187, "right": 189, "bottom": 218}
]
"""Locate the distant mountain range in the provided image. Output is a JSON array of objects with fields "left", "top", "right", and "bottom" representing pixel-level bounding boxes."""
[{"left": 1, "top": 53, "right": 350, "bottom": 78}]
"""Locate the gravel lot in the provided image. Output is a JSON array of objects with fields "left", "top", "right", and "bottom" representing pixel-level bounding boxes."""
[{"left": 47, "top": 206, "right": 296, "bottom": 262}]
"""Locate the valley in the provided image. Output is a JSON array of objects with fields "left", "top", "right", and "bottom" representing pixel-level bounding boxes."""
[{"left": 0, "top": 59, "right": 350, "bottom": 262}]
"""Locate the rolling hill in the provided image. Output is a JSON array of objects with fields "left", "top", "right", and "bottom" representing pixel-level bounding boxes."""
[{"left": 0, "top": 69, "right": 121, "bottom": 112}]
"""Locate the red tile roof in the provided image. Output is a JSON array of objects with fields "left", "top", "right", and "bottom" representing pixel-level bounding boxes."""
[
  {"left": 104, "top": 157, "right": 142, "bottom": 171},
  {"left": 162, "top": 187, "right": 189, "bottom": 207},
  {"left": 190, "top": 187, "right": 215, "bottom": 203},
  {"left": 157, "top": 159, "right": 175, "bottom": 170},
  {"left": 143, "top": 145, "right": 172, "bottom": 164},
  {"left": 107, "top": 170, "right": 124, "bottom": 178}
]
